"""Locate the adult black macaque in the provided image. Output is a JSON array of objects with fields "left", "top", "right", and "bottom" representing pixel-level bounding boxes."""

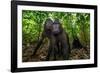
[
  {"left": 32, "top": 18, "right": 54, "bottom": 56},
  {"left": 32, "top": 18, "right": 70, "bottom": 61},
  {"left": 49, "top": 19, "right": 70, "bottom": 60}
]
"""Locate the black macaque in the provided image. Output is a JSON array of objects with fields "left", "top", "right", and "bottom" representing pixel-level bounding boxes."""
[
  {"left": 32, "top": 18, "right": 54, "bottom": 56},
  {"left": 32, "top": 18, "right": 70, "bottom": 61},
  {"left": 46, "top": 19, "right": 70, "bottom": 60},
  {"left": 49, "top": 19, "right": 70, "bottom": 60}
]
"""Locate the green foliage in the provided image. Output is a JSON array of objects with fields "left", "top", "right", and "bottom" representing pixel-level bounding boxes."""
[{"left": 22, "top": 10, "right": 90, "bottom": 46}]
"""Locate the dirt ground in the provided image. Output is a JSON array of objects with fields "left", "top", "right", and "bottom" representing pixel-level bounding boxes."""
[{"left": 22, "top": 42, "right": 90, "bottom": 62}]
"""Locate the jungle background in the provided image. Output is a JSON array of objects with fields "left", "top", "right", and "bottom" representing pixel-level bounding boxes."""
[{"left": 22, "top": 10, "right": 90, "bottom": 62}]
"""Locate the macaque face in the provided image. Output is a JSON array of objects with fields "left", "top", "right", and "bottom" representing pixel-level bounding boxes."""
[
  {"left": 52, "top": 24, "right": 60, "bottom": 34},
  {"left": 44, "top": 18, "right": 61, "bottom": 34},
  {"left": 45, "top": 19, "right": 53, "bottom": 31},
  {"left": 46, "top": 23, "right": 52, "bottom": 30}
]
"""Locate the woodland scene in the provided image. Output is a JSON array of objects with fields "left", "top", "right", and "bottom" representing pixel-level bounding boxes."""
[{"left": 22, "top": 10, "right": 90, "bottom": 62}]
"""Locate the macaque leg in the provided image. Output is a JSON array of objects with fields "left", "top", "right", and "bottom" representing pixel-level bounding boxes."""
[
  {"left": 56, "top": 42, "right": 62, "bottom": 57},
  {"left": 53, "top": 46, "right": 57, "bottom": 60},
  {"left": 59, "top": 33, "right": 70, "bottom": 60},
  {"left": 46, "top": 36, "right": 55, "bottom": 61}
]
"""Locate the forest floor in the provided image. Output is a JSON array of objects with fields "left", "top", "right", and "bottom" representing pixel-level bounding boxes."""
[{"left": 22, "top": 43, "right": 90, "bottom": 62}]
